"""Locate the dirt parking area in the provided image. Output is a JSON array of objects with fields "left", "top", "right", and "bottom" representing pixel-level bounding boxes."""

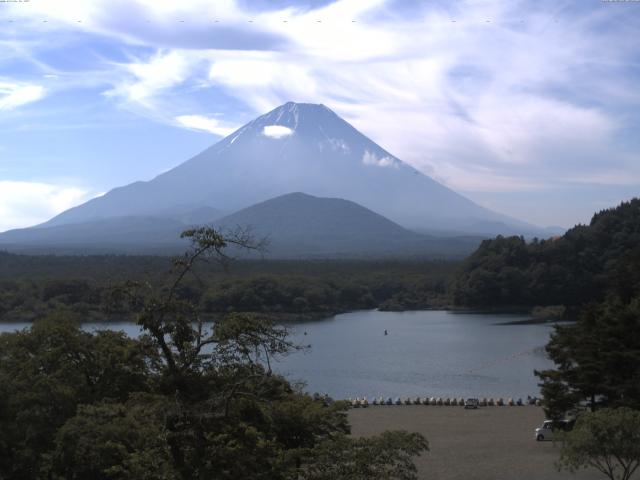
[{"left": 349, "top": 405, "right": 602, "bottom": 480}]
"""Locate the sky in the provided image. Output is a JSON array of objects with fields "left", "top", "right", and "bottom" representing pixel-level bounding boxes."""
[{"left": 0, "top": 0, "right": 639, "bottom": 232}]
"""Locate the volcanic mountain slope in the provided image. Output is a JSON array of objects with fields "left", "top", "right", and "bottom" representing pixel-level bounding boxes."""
[
  {"left": 0, "top": 193, "right": 483, "bottom": 257},
  {"left": 34, "top": 102, "right": 537, "bottom": 235},
  {"left": 0, "top": 216, "right": 189, "bottom": 254},
  {"left": 213, "top": 192, "right": 482, "bottom": 257}
]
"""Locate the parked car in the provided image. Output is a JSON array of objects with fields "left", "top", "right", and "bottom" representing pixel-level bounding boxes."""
[
  {"left": 534, "top": 419, "right": 574, "bottom": 441},
  {"left": 464, "top": 398, "right": 479, "bottom": 409}
]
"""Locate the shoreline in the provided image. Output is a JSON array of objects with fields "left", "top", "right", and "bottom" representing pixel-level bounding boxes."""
[
  {"left": 0, "top": 307, "right": 563, "bottom": 325},
  {"left": 494, "top": 317, "right": 573, "bottom": 326}
]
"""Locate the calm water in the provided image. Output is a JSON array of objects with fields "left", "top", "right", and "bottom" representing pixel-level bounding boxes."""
[{"left": 0, "top": 310, "right": 554, "bottom": 399}]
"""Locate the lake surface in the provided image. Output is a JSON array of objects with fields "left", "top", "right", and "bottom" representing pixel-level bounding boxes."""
[{"left": 0, "top": 310, "right": 554, "bottom": 400}]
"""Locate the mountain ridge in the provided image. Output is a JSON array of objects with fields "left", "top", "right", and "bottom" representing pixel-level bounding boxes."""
[
  {"left": 211, "top": 192, "right": 483, "bottom": 258},
  {"left": 38, "top": 102, "right": 541, "bottom": 236},
  {"left": 0, "top": 192, "right": 483, "bottom": 258}
]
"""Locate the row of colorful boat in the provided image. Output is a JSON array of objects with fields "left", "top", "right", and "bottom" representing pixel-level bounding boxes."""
[{"left": 347, "top": 396, "right": 542, "bottom": 407}]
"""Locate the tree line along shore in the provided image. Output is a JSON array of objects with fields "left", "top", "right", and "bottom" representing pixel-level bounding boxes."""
[{"left": 2, "top": 200, "right": 638, "bottom": 325}]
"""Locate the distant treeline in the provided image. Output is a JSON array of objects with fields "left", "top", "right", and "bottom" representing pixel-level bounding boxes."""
[
  {"left": 451, "top": 198, "right": 640, "bottom": 310},
  {"left": 4, "top": 198, "right": 639, "bottom": 322},
  {"left": 0, "top": 255, "right": 455, "bottom": 322}
]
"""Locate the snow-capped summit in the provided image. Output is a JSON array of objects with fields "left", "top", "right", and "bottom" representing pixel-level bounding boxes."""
[
  {"left": 35, "top": 102, "right": 535, "bottom": 234},
  {"left": 222, "top": 102, "right": 355, "bottom": 149}
]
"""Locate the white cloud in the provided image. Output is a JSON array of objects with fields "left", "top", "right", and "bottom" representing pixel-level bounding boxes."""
[
  {"left": 104, "top": 51, "right": 192, "bottom": 108},
  {"left": 0, "top": 181, "right": 95, "bottom": 232},
  {"left": 263, "top": 125, "right": 293, "bottom": 139},
  {"left": 175, "top": 114, "right": 237, "bottom": 136},
  {"left": 0, "top": 82, "right": 45, "bottom": 110},
  {"left": 208, "top": 56, "right": 318, "bottom": 113},
  {"left": 262, "top": 0, "right": 395, "bottom": 62},
  {"left": 6, "top": 0, "right": 282, "bottom": 51},
  {"left": 362, "top": 150, "right": 396, "bottom": 168}
]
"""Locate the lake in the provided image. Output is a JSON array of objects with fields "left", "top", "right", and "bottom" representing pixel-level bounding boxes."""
[{"left": 0, "top": 310, "right": 555, "bottom": 400}]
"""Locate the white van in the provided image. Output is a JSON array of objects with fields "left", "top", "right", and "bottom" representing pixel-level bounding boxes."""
[{"left": 534, "top": 419, "right": 574, "bottom": 441}]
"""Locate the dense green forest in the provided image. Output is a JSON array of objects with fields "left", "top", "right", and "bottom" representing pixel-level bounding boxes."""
[
  {"left": 451, "top": 199, "right": 640, "bottom": 310},
  {"left": 0, "top": 254, "right": 455, "bottom": 322}
]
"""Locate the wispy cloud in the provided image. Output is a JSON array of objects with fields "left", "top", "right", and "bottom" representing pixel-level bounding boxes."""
[
  {"left": 362, "top": 150, "right": 396, "bottom": 168},
  {"left": 5, "top": 0, "right": 289, "bottom": 51},
  {"left": 0, "top": 81, "right": 45, "bottom": 110},
  {"left": 175, "top": 114, "right": 237, "bottom": 136},
  {"left": 0, "top": 181, "right": 95, "bottom": 232},
  {"left": 104, "top": 50, "right": 192, "bottom": 108}
]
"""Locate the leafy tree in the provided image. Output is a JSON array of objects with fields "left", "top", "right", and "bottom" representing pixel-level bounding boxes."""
[
  {"left": 49, "top": 396, "right": 176, "bottom": 479},
  {"left": 0, "top": 312, "right": 154, "bottom": 477},
  {"left": 558, "top": 408, "right": 640, "bottom": 480},
  {"left": 299, "top": 431, "right": 428, "bottom": 480}
]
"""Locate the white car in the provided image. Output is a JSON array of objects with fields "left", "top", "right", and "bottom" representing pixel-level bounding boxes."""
[{"left": 535, "top": 419, "right": 574, "bottom": 441}]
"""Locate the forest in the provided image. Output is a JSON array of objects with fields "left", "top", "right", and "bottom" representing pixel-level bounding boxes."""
[
  {"left": 0, "top": 254, "right": 454, "bottom": 323},
  {"left": 451, "top": 199, "right": 640, "bottom": 311},
  {"left": 2, "top": 199, "right": 640, "bottom": 323}
]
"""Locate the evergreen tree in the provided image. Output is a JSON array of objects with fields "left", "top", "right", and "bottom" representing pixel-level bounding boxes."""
[{"left": 536, "top": 297, "right": 640, "bottom": 418}]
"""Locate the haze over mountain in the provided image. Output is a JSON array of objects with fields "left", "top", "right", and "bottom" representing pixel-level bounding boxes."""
[
  {"left": 35, "top": 102, "right": 539, "bottom": 235},
  {"left": 0, "top": 216, "right": 187, "bottom": 254},
  {"left": 0, "top": 102, "right": 554, "bottom": 256},
  {"left": 0, "top": 193, "right": 482, "bottom": 257}
]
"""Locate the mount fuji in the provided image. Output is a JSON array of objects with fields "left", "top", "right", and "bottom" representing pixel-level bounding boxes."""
[{"left": 0, "top": 102, "right": 544, "bottom": 256}]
